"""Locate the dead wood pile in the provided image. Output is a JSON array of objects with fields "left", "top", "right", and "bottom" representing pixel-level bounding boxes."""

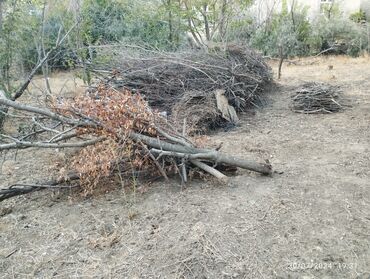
[
  {"left": 291, "top": 82, "right": 348, "bottom": 114},
  {"left": 0, "top": 85, "right": 272, "bottom": 201},
  {"left": 92, "top": 45, "right": 272, "bottom": 132},
  {"left": 171, "top": 91, "right": 221, "bottom": 134}
]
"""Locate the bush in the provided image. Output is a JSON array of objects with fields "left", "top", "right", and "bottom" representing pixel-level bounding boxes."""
[
  {"left": 0, "top": 1, "right": 41, "bottom": 90},
  {"left": 247, "top": 5, "right": 369, "bottom": 58},
  {"left": 349, "top": 9, "right": 367, "bottom": 23},
  {"left": 309, "top": 17, "right": 368, "bottom": 57}
]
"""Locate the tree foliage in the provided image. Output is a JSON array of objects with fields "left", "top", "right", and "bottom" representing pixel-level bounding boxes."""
[
  {"left": 250, "top": 1, "right": 311, "bottom": 57},
  {"left": 310, "top": 16, "right": 369, "bottom": 56},
  {"left": 0, "top": 0, "right": 369, "bottom": 91}
]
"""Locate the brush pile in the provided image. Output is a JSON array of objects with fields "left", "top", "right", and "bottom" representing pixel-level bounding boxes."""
[
  {"left": 92, "top": 45, "right": 272, "bottom": 132},
  {"left": 171, "top": 91, "right": 222, "bottom": 134},
  {"left": 291, "top": 82, "right": 347, "bottom": 114},
  {"left": 0, "top": 85, "right": 272, "bottom": 200}
]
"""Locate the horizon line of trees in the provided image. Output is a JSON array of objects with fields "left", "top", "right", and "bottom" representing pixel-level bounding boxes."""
[{"left": 0, "top": 0, "right": 369, "bottom": 94}]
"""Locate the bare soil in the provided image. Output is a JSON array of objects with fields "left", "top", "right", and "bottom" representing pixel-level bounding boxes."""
[{"left": 0, "top": 56, "right": 369, "bottom": 278}]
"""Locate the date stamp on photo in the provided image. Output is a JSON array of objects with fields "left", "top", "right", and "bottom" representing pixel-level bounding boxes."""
[{"left": 286, "top": 261, "right": 358, "bottom": 271}]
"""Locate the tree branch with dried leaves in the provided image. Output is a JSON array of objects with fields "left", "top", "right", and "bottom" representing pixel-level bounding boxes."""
[{"left": 0, "top": 84, "right": 272, "bottom": 201}]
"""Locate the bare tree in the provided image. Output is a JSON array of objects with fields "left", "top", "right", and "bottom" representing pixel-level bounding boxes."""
[{"left": 0, "top": 18, "right": 76, "bottom": 132}]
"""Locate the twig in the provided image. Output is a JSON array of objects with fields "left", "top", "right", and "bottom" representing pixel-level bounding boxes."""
[
  {"left": 5, "top": 249, "right": 18, "bottom": 259},
  {"left": 312, "top": 47, "right": 335, "bottom": 58},
  {"left": 140, "top": 142, "right": 169, "bottom": 181},
  {"left": 181, "top": 118, "right": 188, "bottom": 184}
]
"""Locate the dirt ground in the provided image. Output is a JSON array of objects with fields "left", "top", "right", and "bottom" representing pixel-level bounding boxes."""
[{"left": 0, "top": 56, "right": 369, "bottom": 278}]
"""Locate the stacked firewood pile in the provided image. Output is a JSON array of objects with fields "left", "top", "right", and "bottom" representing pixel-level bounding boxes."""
[{"left": 291, "top": 82, "right": 348, "bottom": 114}]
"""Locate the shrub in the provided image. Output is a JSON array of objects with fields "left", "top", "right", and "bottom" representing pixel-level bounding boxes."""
[
  {"left": 349, "top": 9, "right": 367, "bottom": 23},
  {"left": 309, "top": 16, "right": 368, "bottom": 57},
  {"left": 81, "top": 0, "right": 128, "bottom": 44}
]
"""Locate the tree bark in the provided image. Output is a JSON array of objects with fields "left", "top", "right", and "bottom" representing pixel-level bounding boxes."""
[
  {"left": 219, "top": 0, "right": 228, "bottom": 41},
  {"left": 0, "top": 0, "right": 3, "bottom": 31},
  {"left": 0, "top": 90, "right": 7, "bottom": 131},
  {"left": 278, "top": 44, "right": 284, "bottom": 80},
  {"left": 202, "top": 4, "right": 211, "bottom": 42},
  {"left": 0, "top": 173, "right": 80, "bottom": 202}
]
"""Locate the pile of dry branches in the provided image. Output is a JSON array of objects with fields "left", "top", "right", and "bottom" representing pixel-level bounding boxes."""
[
  {"left": 92, "top": 45, "right": 272, "bottom": 131},
  {"left": 0, "top": 85, "right": 272, "bottom": 200},
  {"left": 291, "top": 82, "right": 348, "bottom": 114},
  {"left": 171, "top": 91, "right": 222, "bottom": 134}
]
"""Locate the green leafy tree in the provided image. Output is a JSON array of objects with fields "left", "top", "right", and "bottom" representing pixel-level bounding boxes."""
[
  {"left": 250, "top": 1, "right": 311, "bottom": 57},
  {"left": 0, "top": 0, "right": 42, "bottom": 93}
]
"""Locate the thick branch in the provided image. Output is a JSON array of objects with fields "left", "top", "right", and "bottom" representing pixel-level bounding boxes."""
[
  {"left": 0, "top": 173, "right": 80, "bottom": 202},
  {"left": 0, "top": 137, "right": 105, "bottom": 151},
  {"left": 145, "top": 134, "right": 272, "bottom": 175},
  {"left": 0, "top": 97, "right": 81, "bottom": 126},
  {"left": 191, "top": 160, "right": 228, "bottom": 181}
]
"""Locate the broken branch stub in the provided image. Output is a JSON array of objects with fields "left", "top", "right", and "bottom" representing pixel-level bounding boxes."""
[{"left": 215, "top": 89, "right": 239, "bottom": 124}]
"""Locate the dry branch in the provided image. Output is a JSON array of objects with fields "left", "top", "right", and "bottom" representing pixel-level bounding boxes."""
[
  {"left": 0, "top": 137, "right": 105, "bottom": 151},
  {"left": 149, "top": 147, "right": 272, "bottom": 175},
  {"left": 0, "top": 96, "right": 81, "bottom": 126},
  {"left": 191, "top": 160, "right": 228, "bottom": 182},
  {"left": 0, "top": 173, "right": 80, "bottom": 202}
]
